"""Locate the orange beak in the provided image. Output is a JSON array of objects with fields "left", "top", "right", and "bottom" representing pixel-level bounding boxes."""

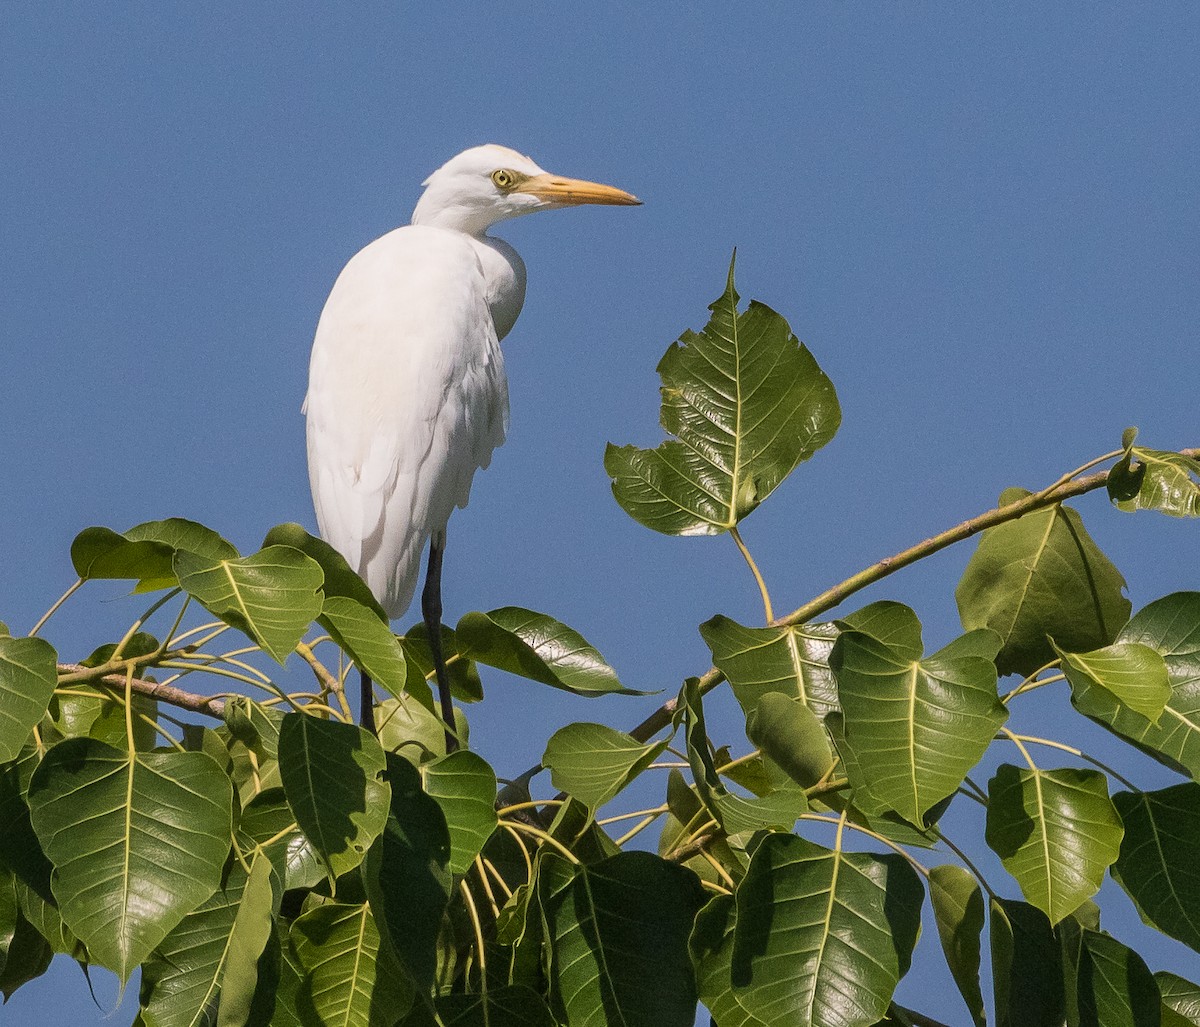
[{"left": 513, "top": 173, "right": 641, "bottom": 206}]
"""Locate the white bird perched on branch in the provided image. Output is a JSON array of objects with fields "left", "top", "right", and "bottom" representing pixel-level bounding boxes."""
[{"left": 304, "top": 144, "right": 640, "bottom": 744}]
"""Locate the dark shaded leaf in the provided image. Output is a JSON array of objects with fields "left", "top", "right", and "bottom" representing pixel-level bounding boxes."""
[
  {"left": 606, "top": 256, "right": 840, "bottom": 535},
  {"left": 928, "top": 865, "right": 986, "bottom": 1027},
  {"left": 236, "top": 787, "right": 324, "bottom": 893},
  {"left": 955, "top": 489, "right": 1131, "bottom": 676},
  {"left": 400, "top": 622, "right": 480, "bottom": 706},
  {"left": 745, "top": 691, "right": 834, "bottom": 789},
  {"left": 1157, "top": 971, "right": 1200, "bottom": 1025},
  {"left": 1076, "top": 929, "right": 1161, "bottom": 1027},
  {"left": 990, "top": 897, "right": 1064, "bottom": 1027}
]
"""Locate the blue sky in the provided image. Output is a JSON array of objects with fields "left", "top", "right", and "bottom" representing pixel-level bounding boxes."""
[{"left": 3, "top": 3, "right": 1198, "bottom": 1023}]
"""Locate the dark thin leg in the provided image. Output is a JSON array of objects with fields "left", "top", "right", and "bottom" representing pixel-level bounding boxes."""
[
  {"left": 423, "top": 536, "right": 458, "bottom": 753},
  {"left": 360, "top": 669, "right": 377, "bottom": 735}
]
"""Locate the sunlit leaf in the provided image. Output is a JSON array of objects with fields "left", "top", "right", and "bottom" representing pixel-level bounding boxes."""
[
  {"left": 539, "top": 850, "right": 704, "bottom": 1027},
  {"left": 26, "top": 738, "right": 233, "bottom": 982},
  {"left": 832, "top": 625, "right": 1006, "bottom": 825},
  {"left": 1057, "top": 640, "right": 1171, "bottom": 725},
  {"left": 262, "top": 522, "right": 386, "bottom": 620},
  {"left": 456, "top": 606, "right": 636, "bottom": 696},
  {"left": 990, "top": 897, "right": 1064, "bottom": 1027},
  {"left": 236, "top": 787, "right": 323, "bottom": 893},
  {"left": 605, "top": 255, "right": 840, "bottom": 535},
  {"left": 1157, "top": 971, "right": 1200, "bottom": 1026},
  {"left": 420, "top": 750, "right": 496, "bottom": 874},
  {"left": 1076, "top": 929, "right": 1161, "bottom": 1027},
  {"left": 956, "top": 490, "right": 1131, "bottom": 676},
  {"left": 375, "top": 697, "right": 464, "bottom": 765},
  {"left": 290, "top": 902, "right": 411, "bottom": 1027},
  {"left": 321, "top": 596, "right": 407, "bottom": 699},
  {"left": 1070, "top": 592, "right": 1200, "bottom": 779},
  {"left": 1113, "top": 448, "right": 1200, "bottom": 518},
  {"left": 708, "top": 833, "right": 924, "bottom": 1027},
  {"left": 928, "top": 865, "right": 986, "bottom": 1027},
  {"left": 542, "top": 722, "right": 667, "bottom": 808},
  {"left": 0, "top": 636, "right": 57, "bottom": 762},
  {"left": 985, "top": 764, "right": 1123, "bottom": 924},
  {"left": 1111, "top": 783, "right": 1200, "bottom": 952},
  {"left": 71, "top": 518, "right": 237, "bottom": 590},
  {"left": 175, "top": 545, "right": 324, "bottom": 664},
  {"left": 277, "top": 714, "right": 389, "bottom": 883}
]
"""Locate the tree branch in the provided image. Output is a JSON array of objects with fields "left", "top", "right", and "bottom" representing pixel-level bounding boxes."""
[{"left": 57, "top": 663, "right": 226, "bottom": 719}]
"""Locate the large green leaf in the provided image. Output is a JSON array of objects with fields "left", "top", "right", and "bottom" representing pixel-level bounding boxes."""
[
  {"left": 175, "top": 545, "right": 324, "bottom": 664},
  {"left": 26, "top": 738, "right": 233, "bottom": 982},
  {"left": 990, "top": 898, "right": 1064, "bottom": 1027},
  {"left": 1058, "top": 640, "right": 1171, "bottom": 725},
  {"left": 137, "top": 856, "right": 270, "bottom": 1027},
  {"left": 605, "top": 257, "right": 840, "bottom": 535},
  {"left": 711, "top": 832, "right": 924, "bottom": 1027},
  {"left": 290, "top": 902, "right": 411, "bottom": 1027},
  {"left": 985, "top": 764, "right": 1123, "bottom": 924},
  {"left": 276, "top": 714, "right": 390, "bottom": 883},
  {"left": 456, "top": 607, "right": 635, "bottom": 696},
  {"left": 1111, "top": 446, "right": 1200, "bottom": 518},
  {"left": 262, "top": 523, "right": 386, "bottom": 620},
  {"left": 0, "top": 636, "right": 57, "bottom": 761},
  {"left": 928, "top": 865, "right": 986, "bottom": 1027},
  {"left": 375, "top": 697, "right": 463, "bottom": 765},
  {"left": 71, "top": 518, "right": 238, "bottom": 590},
  {"left": 542, "top": 722, "right": 668, "bottom": 808},
  {"left": 420, "top": 750, "right": 496, "bottom": 874},
  {"left": 1157, "top": 971, "right": 1200, "bottom": 1025},
  {"left": 321, "top": 596, "right": 407, "bottom": 699},
  {"left": 1071, "top": 592, "right": 1200, "bottom": 779},
  {"left": 1075, "top": 930, "right": 1161, "bottom": 1027},
  {"left": 538, "top": 850, "right": 704, "bottom": 1027},
  {"left": 831, "top": 625, "right": 1006, "bottom": 824},
  {"left": 1110, "top": 783, "right": 1200, "bottom": 952},
  {"left": 700, "top": 615, "right": 840, "bottom": 716},
  {"left": 955, "top": 489, "right": 1131, "bottom": 676},
  {"left": 363, "top": 754, "right": 450, "bottom": 995}
]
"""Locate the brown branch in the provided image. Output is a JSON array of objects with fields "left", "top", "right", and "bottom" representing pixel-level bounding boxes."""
[{"left": 56, "top": 664, "right": 226, "bottom": 719}]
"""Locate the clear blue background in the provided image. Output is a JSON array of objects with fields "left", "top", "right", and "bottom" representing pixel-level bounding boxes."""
[{"left": 3, "top": 3, "right": 1197, "bottom": 1023}]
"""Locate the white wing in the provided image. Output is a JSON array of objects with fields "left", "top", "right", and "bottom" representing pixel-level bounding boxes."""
[{"left": 304, "top": 225, "right": 509, "bottom": 619}]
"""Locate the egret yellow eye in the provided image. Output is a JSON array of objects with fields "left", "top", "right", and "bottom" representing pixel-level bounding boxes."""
[{"left": 491, "top": 169, "right": 516, "bottom": 189}]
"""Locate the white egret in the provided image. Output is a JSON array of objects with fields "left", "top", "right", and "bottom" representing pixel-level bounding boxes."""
[{"left": 304, "top": 144, "right": 639, "bottom": 744}]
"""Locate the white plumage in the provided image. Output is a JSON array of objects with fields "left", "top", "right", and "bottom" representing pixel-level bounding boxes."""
[{"left": 304, "top": 144, "right": 638, "bottom": 621}]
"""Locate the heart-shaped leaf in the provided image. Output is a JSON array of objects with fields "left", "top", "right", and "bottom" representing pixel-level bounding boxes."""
[
  {"left": 420, "top": 750, "right": 496, "bottom": 874},
  {"left": 0, "top": 637, "right": 57, "bottom": 762},
  {"left": 71, "top": 518, "right": 237, "bottom": 590},
  {"left": 1057, "top": 640, "right": 1171, "bottom": 725},
  {"left": 322, "top": 596, "right": 407, "bottom": 699},
  {"left": 605, "top": 255, "right": 840, "bottom": 535},
  {"left": 542, "top": 722, "right": 668, "bottom": 808}
]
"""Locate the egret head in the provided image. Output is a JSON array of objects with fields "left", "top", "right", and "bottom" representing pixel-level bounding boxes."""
[{"left": 411, "top": 144, "right": 640, "bottom": 235}]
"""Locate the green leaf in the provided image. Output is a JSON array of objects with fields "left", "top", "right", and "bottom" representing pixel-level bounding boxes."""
[
  {"left": 831, "top": 626, "right": 1006, "bottom": 825},
  {"left": 0, "top": 871, "right": 15, "bottom": 979},
  {"left": 71, "top": 518, "right": 238, "bottom": 589},
  {"left": 13, "top": 877, "right": 85, "bottom": 960},
  {"left": 837, "top": 601, "right": 925, "bottom": 659},
  {"left": 745, "top": 692, "right": 835, "bottom": 789},
  {"left": 700, "top": 615, "right": 841, "bottom": 716},
  {"left": 542, "top": 722, "right": 668, "bottom": 808},
  {"left": 1114, "top": 448, "right": 1200, "bottom": 518},
  {"left": 216, "top": 853, "right": 276, "bottom": 1027},
  {"left": 990, "top": 897, "right": 1064, "bottom": 1027},
  {"left": 928, "top": 865, "right": 986, "bottom": 1027},
  {"left": 0, "top": 744, "right": 54, "bottom": 898},
  {"left": 290, "top": 902, "right": 411, "bottom": 1027},
  {"left": 363, "top": 754, "right": 450, "bottom": 994},
  {"left": 1058, "top": 640, "right": 1171, "bottom": 725},
  {"left": 175, "top": 545, "right": 325, "bottom": 664},
  {"left": 1071, "top": 592, "right": 1200, "bottom": 779},
  {"left": 1157, "top": 971, "right": 1200, "bottom": 1025},
  {"left": 262, "top": 522, "right": 387, "bottom": 620},
  {"left": 0, "top": 636, "right": 57, "bottom": 762},
  {"left": 605, "top": 255, "right": 841, "bottom": 535},
  {"left": 26, "top": 738, "right": 233, "bottom": 982},
  {"left": 276, "top": 714, "right": 390, "bottom": 883},
  {"left": 80, "top": 631, "right": 160, "bottom": 668},
  {"left": 1076, "top": 930, "right": 1161, "bottom": 1027},
  {"left": 720, "top": 833, "right": 924, "bottom": 1027},
  {"left": 375, "top": 697, "right": 463, "bottom": 765},
  {"left": 955, "top": 489, "right": 1131, "bottom": 676},
  {"left": 420, "top": 750, "right": 496, "bottom": 874},
  {"left": 681, "top": 679, "right": 806, "bottom": 834},
  {"left": 400, "top": 623, "right": 480, "bottom": 706},
  {"left": 321, "top": 596, "right": 407, "bottom": 699},
  {"left": 236, "top": 787, "right": 324, "bottom": 892},
  {"left": 0, "top": 903, "right": 51, "bottom": 1000},
  {"left": 456, "top": 606, "right": 636, "bottom": 696},
  {"left": 985, "top": 763, "right": 1123, "bottom": 924},
  {"left": 538, "top": 850, "right": 705, "bottom": 1027},
  {"left": 1110, "top": 783, "right": 1200, "bottom": 952},
  {"left": 689, "top": 894, "right": 759, "bottom": 1027}
]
